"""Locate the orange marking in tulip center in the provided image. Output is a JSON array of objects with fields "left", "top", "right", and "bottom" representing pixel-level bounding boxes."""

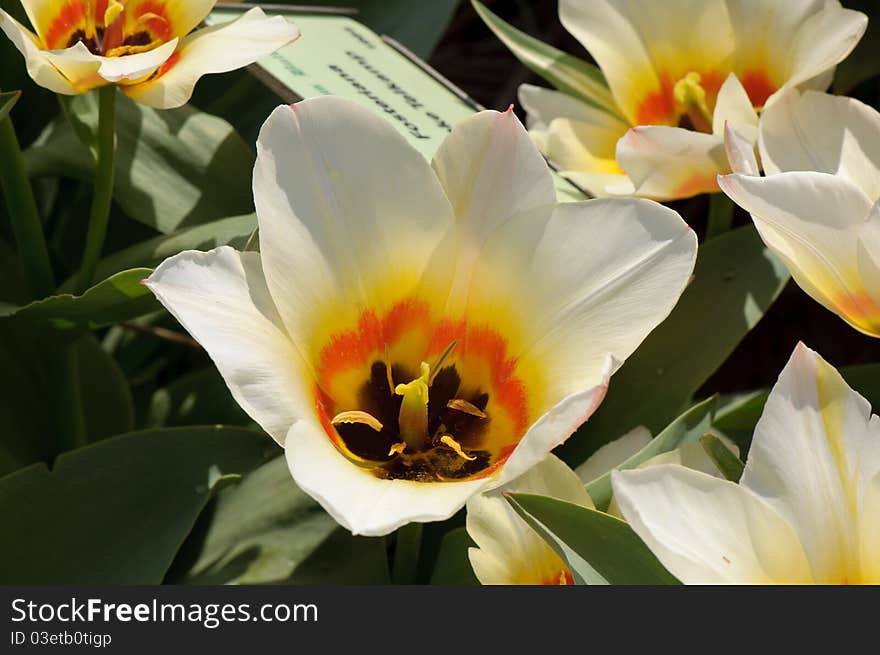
[
  {"left": 44, "top": 1, "right": 86, "bottom": 49},
  {"left": 635, "top": 71, "right": 725, "bottom": 127},
  {"left": 314, "top": 298, "right": 530, "bottom": 451},
  {"left": 740, "top": 71, "right": 777, "bottom": 108},
  {"left": 134, "top": 1, "right": 173, "bottom": 41}
]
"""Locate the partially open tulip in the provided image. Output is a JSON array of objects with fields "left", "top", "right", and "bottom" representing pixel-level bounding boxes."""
[
  {"left": 0, "top": 1, "right": 299, "bottom": 108},
  {"left": 467, "top": 455, "right": 592, "bottom": 585},
  {"left": 719, "top": 89, "right": 880, "bottom": 337},
  {"left": 147, "top": 96, "right": 697, "bottom": 536},
  {"left": 613, "top": 343, "right": 880, "bottom": 584},
  {"left": 515, "top": 0, "right": 866, "bottom": 200}
]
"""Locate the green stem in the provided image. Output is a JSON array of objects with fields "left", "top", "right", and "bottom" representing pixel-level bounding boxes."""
[
  {"left": 76, "top": 85, "right": 116, "bottom": 294},
  {"left": 705, "top": 192, "right": 734, "bottom": 240},
  {"left": 392, "top": 522, "right": 423, "bottom": 585},
  {"left": 0, "top": 115, "right": 56, "bottom": 299},
  {"left": 52, "top": 339, "right": 88, "bottom": 455}
]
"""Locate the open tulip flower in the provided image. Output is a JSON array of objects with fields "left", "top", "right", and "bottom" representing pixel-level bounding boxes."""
[
  {"left": 146, "top": 96, "right": 697, "bottom": 536},
  {"left": 720, "top": 89, "right": 880, "bottom": 338},
  {"left": 0, "top": 1, "right": 300, "bottom": 108},
  {"left": 467, "top": 455, "right": 591, "bottom": 585},
  {"left": 613, "top": 343, "right": 880, "bottom": 584},
  {"left": 513, "top": 0, "right": 866, "bottom": 200}
]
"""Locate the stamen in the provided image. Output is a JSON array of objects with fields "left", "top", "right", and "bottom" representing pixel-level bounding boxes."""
[
  {"left": 138, "top": 12, "right": 168, "bottom": 27},
  {"left": 104, "top": 0, "right": 124, "bottom": 29},
  {"left": 331, "top": 410, "right": 383, "bottom": 432},
  {"left": 395, "top": 362, "right": 431, "bottom": 450},
  {"left": 674, "top": 72, "right": 713, "bottom": 133},
  {"left": 384, "top": 344, "right": 394, "bottom": 395},
  {"left": 388, "top": 442, "right": 406, "bottom": 456},
  {"left": 428, "top": 339, "right": 457, "bottom": 384},
  {"left": 447, "top": 398, "right": 487, "bottom": 419},
  {"left": 440, "top": 435, "right": 476, "bottom": 461}
]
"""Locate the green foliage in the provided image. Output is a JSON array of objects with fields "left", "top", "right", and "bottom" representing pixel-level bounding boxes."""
[
  {"left": 430, "top": 527, "right": 478, "bottom": 585},
  {"left": 25, "top": 93, "right": 255, "bottom": 233},
  {"left": 584, "top": 396, "right": 718, "bottom": 511},
  {"left": 0, "top": 426, "right": 275, "bottom": 583},
  {"left": 507, "top": 494, "right": 679, "bottom": 585},
  {"left": 1, "top": 268, "right": 156, "bottom": 334},
  {"left": 0, "top": 90, "right": 20, "bottom": 121},
  {"left": 699, "top": 434, "right": 745, "bottom": 482},
  {"left": 471, "top": 0, "right": 618, "bottom": 115}
]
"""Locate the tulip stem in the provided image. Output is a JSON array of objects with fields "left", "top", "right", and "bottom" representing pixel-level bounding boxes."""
[
  {"left": 705, "top": 193, "right": 734, "bottom": 240},
  {"left": 0, "top": 114, "right": 56, "bottom": 299},
  {"left": 392, "top": 523, "right": 423, "bottom": 585},
  {"left": 76, "top": 85, "right": 117, "bottom": 294}
]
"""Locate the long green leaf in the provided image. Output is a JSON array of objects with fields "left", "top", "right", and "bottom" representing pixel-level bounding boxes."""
[
  {"left": 430, "top": 527, "right": 479, "bottom": 585},
  {"left": 25, "top": 93, "right": 254, "bottom": 233},
  {"left": 584, "top": 396, "right": 717, "bottom": 510},
  {"left": 0, "top": 329, "right": 133, "bottom": 476},
  {"left": 507, "top": 493, "right": 679, "bottom": 585},
  {"left": 1, "top": 268, "right": 156, "bottom": 333},
  {"left": 699, "top": 434, "right": 745, "bottom": 482},
  {"left": 472, "top": 0, "right": 619, "bottom": 116},
  {"left": 0, "top": 90, "right": 20, "bottom": 122},
  {"left": 559, "top": 225, "right": 789, "bottom": 466},
  {"left": 0, "top": 426, "right": 275, "bottom": 584}
]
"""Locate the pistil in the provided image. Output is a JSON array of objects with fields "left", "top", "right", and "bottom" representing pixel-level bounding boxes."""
[
  {"left": 674, "top": 72, "right": 713, "bottom": 133},
  {"left": 395, "top": 362, "right": 431, "bottom": 451}
]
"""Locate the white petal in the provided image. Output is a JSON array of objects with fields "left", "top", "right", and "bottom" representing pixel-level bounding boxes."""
[
  {"left": 285, "top": 418, "right": 489, "bottom": 536},
  {"left": 145, "top": 247, "right": 311, "bottom": 445},
  {"left": 575, "top": 425, "right": 652, "bottom": 484},
  {"left": 860, "top": 471, "right": 880, "bottom": 584},
  {"left": 467, "top": 455, "right": 589, "bottom": 585},
  {"left": 493, "top": 363, "right": 612, "bottom": 487},
  {"left": 759, "top": 89, "right": 880, "bottom": 200},
  {"left": 740, "top": 343, "right": 872, "bottom": 583},
  {"left": 616, "top": 126, "right": 729, "bottom": 200},
  {"left": 123, "top": 8, "right": 299, "bottom": 109},
  {"left": 856, "top": 201, "right": 880, "bottom": 312},
  {"left": 612, "top": 465, "right": 814, "bottom": 584},
  {"left": 466, "top": 198, "right": 696, "bottom": 410},
  {"left": 252, "top": 97, "right": 455, "bottom": 359},
  {"left": 0, "top": 10, "right": 75, "bottom": 94},
  {"left": 712, "top": 74, "right": 758, "bottom": 138},
  {"left": 432, "top": 107, "right": 556, "bottom": 243},
  {"left": 718, "top": 171, "right": 880, "bottom": 335},
  {"left": 722, "top": 123, "right": 759, "bottom": 176}
]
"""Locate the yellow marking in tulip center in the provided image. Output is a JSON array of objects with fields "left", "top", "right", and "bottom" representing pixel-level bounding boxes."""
[{"left": 674, "top": 72, "right": 713, "bottom": 133}]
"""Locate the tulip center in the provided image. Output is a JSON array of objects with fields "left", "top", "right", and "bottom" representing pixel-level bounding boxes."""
[
  {"left": 674, "top": 72, "right": 713, "bottom": 133},
  {"left": 49, "top": 0, "right": 170, "bottom": 55},
  {"left": 325, "top": 340, "right": 500, "bottom": 482}
]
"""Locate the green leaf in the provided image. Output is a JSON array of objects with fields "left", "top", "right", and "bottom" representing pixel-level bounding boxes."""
[
  {"left": 1, "top": 268, "right": 156, "bottom": 333},
  {"left": 0, "top": 426, "right": 275, "bottom": 584},
  {"left": 584, "top": 396, "right": 718, "bottom": 511},
  {"left": 91, "top": 214, "right": 255, "bottom": 281},
  {"left": 0, "top": 90, "right": 20, "bottom": 122},
  {"left": 146, "top": 366, "right": 253, "bottom": 429},
  {"left": 0, "top": 329, "right": 133, "bottom": 476},
  {"left": 559, "top": 225, "right": 789, "bottom": 466},
  {"left": 472, "top": 0, "right": 619, "bottom": 116},
  {"left": 430, "top": 527, "right": 479, "bottom": 585},
  {"left": 25, "top": 93, "right": 254, "bottom": 233},
  {"left": 167, "top": 456, "right": 340, "bottom": 584},
  {"left": 507, "top": 493, "right": 679, "bottom": 585},
  {"left": 700, "top": 434, "right": 745, "bottom": 482}
]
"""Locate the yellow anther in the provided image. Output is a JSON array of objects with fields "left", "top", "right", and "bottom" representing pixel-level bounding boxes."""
[
  {"left": 104, "top": 0, "right": 124, "bottom": 28},
  {"left": 395, "top": 362, "right": 431, "bottom": 450},
  {"left": 388, "top": 442, "right": 407, "bottom": 456},
  {"left": 440, "top": 435, "right": 476, "bottom": 461},
  {"left": 330, "top": 410, "right": 383, "bottom": 432},
  {"left": 447, "top": 398, "right": 487, "bottom": 419},
  {"left": 673, "top": 71, "right": 713, "bottom": 133},
  {"left": 138, "top": 11, "right": 168, "bottom": 26}
]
